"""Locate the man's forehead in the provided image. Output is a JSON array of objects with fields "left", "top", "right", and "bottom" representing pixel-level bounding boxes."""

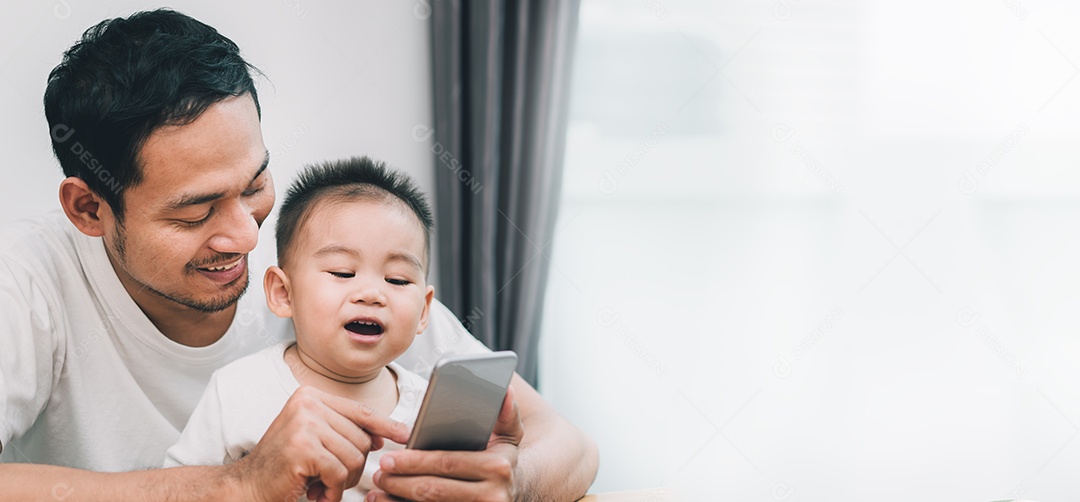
[
  {"left": 129, "top": 96, "right": 267, "bottom": 208},
  {"left": 138, "top": 96, "right": 261, "bottom": 163}
]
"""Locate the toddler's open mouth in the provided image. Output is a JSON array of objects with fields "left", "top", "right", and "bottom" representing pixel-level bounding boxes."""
[{"left": 345, "top": 319, "right": 384, "bottom": 336}]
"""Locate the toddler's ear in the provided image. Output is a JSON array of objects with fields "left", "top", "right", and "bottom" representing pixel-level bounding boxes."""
[
  {"left": 264, "top": 266, "right": 294, "bottom": 318},
  {"left": 416, "top": 284, "right": 435, "bottom": 334}
]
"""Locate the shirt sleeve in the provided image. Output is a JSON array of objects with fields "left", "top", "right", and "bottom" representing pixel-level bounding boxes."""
[
  {"left": 397, "top": 299, "right": 491, "bottom": 379},
  {"left": 163, "top": 374, "right": 230, "bottom": 467},
  {"left": 0, "top": 259, "right": 60, "bottom": 456}
]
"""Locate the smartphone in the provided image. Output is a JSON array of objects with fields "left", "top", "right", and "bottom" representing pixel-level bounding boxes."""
[{"left": 406, "top": 351, "right": 518, "bottom": 451}]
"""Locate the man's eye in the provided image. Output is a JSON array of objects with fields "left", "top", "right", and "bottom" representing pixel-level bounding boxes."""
[
  {"left": 329, "top": 271, "right": 355, "bottom": 278},
  {"left": 387, "top": 278, "right": 411, "bottom": 286},
  {"left": 177, "top": 212, "right": 211, "bottom": 228},
  {"left": 242, "top": 185, "right": 265, "bottom": 197}
]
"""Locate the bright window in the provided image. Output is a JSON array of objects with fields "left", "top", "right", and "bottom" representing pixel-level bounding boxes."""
[{"left": 541, "top": 1, "right": 1080, "bottom": 499}]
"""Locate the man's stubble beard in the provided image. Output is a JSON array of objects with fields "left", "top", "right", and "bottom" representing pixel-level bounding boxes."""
[{"left": 111, "top": 219, "right": 249, "bottom": 313}]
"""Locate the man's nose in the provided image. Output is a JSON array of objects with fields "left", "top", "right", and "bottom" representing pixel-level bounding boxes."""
[{"left": 207, "top": 199, "right": 259, "bottom": 254}]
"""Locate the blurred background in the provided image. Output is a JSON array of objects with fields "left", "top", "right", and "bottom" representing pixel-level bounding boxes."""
[{"left": 6, "top": 0, "right": 1080, "bottom": 500}]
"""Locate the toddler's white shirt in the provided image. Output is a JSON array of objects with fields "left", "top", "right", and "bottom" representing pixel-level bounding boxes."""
[{"left": 164, "top": 342, "right": 427, "bottom": 500}]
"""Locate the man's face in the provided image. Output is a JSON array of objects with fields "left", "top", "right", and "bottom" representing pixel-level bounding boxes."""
[
  {"left": 282, "top": 198, "right": 433, "bottom": 379},
  {"left": 103, "top": 95, "right": 273, "bottom": 314}
]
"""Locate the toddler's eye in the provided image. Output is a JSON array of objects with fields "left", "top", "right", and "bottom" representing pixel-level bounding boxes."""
[
  {"left": 329, "top": 271, "right": 354, "bottom": 278},
  {"left": 387, "top": 278, "right": 411, "bottom": 286}
]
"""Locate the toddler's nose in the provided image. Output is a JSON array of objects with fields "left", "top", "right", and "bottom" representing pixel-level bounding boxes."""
[{"left": 351, "top": 284, "right": 386, "bottom": 306}]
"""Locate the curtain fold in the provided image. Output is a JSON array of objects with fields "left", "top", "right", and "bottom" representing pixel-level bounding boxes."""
[{"left": 430, "top": 0, "right": 580, "bottom": 386}]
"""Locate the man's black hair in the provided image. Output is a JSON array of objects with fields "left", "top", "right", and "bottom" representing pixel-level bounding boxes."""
[
  {"left": 276, "top": 156, "right": 434, "bottom": 270},
  {"left": 44, "top": 8, "right": 262, "bottom": 220}
]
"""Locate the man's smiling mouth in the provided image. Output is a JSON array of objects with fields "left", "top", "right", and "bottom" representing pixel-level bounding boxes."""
[
  {"left": 199, "top": 258, "right": 243, "bottom": 272},
  {"left": 192, "top": 255, "right": 247, "bottom": 285}
]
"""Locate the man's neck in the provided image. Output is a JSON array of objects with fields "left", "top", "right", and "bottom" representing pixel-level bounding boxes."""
[
  {"left": 139, "top": 301, "right": 236, "bottom": 347},
  {"left": 107, "top": 253, "right": 235, "bottom": 347}
]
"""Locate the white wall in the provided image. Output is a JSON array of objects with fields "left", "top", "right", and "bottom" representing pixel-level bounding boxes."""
[{"left": 0, "top": 0, "right": 437, "bottom": 273}]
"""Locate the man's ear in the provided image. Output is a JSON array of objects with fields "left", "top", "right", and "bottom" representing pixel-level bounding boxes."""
[
  {"left": 416, "top": 284, "right": 435, "bottom": 334},
  {"left": 59, "top": 177, "right": 112, "bottom": 237},
  {"left": 264, "top": 266, "right": 294, "bottom": 319}
]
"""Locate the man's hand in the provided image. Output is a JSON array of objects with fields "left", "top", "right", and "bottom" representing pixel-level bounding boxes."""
[
  {"left": 367, "top": 386, "right": 524, "bottom": 502},
  {"left": 231, "top": 386, "right": 411, "bottom": 502}
]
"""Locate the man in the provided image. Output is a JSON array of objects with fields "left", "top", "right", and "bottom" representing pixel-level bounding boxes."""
[{"left": 0, "top": 9, "right": 597, "bottom": 501}]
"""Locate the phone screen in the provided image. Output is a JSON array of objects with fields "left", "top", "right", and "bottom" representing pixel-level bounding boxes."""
[{"left": 407, "top": 351, "right": 518, "bottom": 451}]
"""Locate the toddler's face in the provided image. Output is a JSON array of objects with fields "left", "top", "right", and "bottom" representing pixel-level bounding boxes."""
[{"left": 280, "top": 198, "right": 433, "bottom": 379}]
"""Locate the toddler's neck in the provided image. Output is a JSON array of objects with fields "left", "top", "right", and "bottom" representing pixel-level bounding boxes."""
[{"left": 283, "top": 343, "right": 400, "bottom": 415}]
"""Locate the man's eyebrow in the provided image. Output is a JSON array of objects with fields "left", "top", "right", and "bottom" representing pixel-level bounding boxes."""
[
  {"left": 251, "top": 151, "right": 270, "bottom": 184},
  {"left": 164, "top": 151, "right": 270, "bottom": 212},
  {"left": 165, "top": 191, "right": 226, "bottom": 211}
]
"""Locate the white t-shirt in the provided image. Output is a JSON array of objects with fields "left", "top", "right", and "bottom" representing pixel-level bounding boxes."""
[
  {"left": 0, "top": 212, "right": 488, "bottom": 471},
  {"left": 164, "top": 343, "right": 426, "bottom": 501}
]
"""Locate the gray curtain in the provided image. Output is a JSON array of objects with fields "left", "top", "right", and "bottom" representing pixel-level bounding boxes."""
[{"left": 429, "top": 0, "right": 580, "bottom": 386}]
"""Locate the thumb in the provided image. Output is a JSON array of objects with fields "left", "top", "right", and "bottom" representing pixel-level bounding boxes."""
[{"left": 491, "top": 385, "right": 524, "bottom": 446}]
